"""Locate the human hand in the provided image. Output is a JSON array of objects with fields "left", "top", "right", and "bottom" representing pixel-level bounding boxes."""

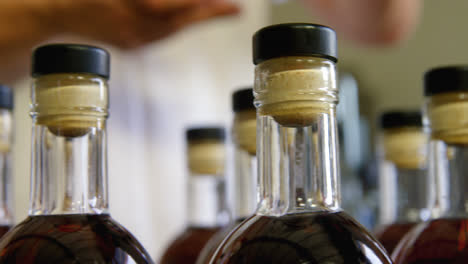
[
  {"left": 40, "top": 0, "right": 240, "bottom": 49},
  {"left": 300, "top": 0, "right": 422, "bottom": 46}
]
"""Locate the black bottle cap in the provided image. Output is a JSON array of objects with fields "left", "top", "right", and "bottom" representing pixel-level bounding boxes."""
[
  {"left": 0, "top": 85, "right": 13, "bottom": 110},
  {"left": 424, "top": 66, "right": 468, "bottom": 96},
  {"left": 32, "top": 44, "right": 110, "bottom": 79},
  {"left": 186, "top": 127, "right": 225, "bottom": 142},
  {"left": 380, "top": 111, "right": 422, "bottom": 129},
  {"left": 232, "top": 88, "right": 255, "bottom": 112},
  {"left": 253, "top": 23, "right": 338, "bottom": 65}
]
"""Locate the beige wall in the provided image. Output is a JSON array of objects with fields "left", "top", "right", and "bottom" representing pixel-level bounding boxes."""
[{"left": 272, "top": 0, "right": 468, "bottom": 132}]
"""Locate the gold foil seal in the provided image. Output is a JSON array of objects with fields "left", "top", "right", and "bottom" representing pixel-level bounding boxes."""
[
  {"left": 188, "top": 140, "right": 225, "bottom": 175},
  {"left": 32, "top": 74, "right": 108, "bottom": 137},
  {"left": 427, "top": 92, "right": 468, "bottom": 144},
  {"left": 232, "top": 110, "right": 256, "bottom": 155},
  {"left": 383, "top": 127, "right": 427, "bottom": 169},
  {"left": 255, "top": 58, "right": 337, "bottom": 127}
]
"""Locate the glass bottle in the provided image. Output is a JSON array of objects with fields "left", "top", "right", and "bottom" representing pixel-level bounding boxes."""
[
  {"left": 393, "top": 66, "right": 468, "bottom": 263},
  {"left": 210, "top": 23, "right": 392, "bottom": 264},
  {"left": 374, "top": 111, "right": 429, "bottom": 254},
  {"left": 196, "top": 88, "right": 257, "bottom": 264},
  {"left": 0, "top": 44, "right": 153, "bottom": 263},
  {"left": 0, "top": 84, "right": 14, "bottom": 237},
  {"left": 160, "top": 127, "right": 229, "bottom": 264}
]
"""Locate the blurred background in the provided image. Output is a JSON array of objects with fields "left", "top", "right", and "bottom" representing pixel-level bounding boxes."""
[{"left": 7, "top": 0, "right": 468, "bottom": 261}]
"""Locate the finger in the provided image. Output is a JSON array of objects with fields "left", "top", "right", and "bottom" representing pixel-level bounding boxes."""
[
  {"left": 120, "top": 1, "right": 240, "bottom": 48},
  {"left": 136, "top": 0, "right": 203, "bottom": 12},
  {"left": 170, "top": 2, "right": 240, "bottom": 29}
]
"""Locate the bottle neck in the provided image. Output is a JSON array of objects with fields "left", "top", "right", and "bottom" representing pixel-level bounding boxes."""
[
  {"left": 254, "top": 57, "right": 339, "bottom": 216},
  {"left": 187, "top": 173, "right": 228, "bottom": 227},
  {"left": 186, "top": 140, "right": 228, "bottom": 227},
  {"left": 379, "top": 165, "right": 428, "bottom": 225},
  {"left": 29, "top": 120, "right": 108, "bottom": 215},
  {"left": 378, "top": 128, "right": 428, "bottom": 225},
  {"left": 427, "top": 140, "right": 468, "bottom": 218},
  {"left": 29, "top": 74, "right": 109, "bottom": 215},
  {"left": 395, "top": 168, "right": 428, "bottom": 222},
  {"left": 0, "top": 109, "right": 13, "bottom": 224},
  {"left": 257, "top": 111, "right": 340, "bottom": 216},
  {"left": 232, "top": 146, "right": 257, "bottom": 220}
]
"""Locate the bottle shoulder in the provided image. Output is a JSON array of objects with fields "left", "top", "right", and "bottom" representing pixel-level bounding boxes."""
[
  {"left": 212, "top": 211, "right": 392, "bottom": 264},
  {"left": 392, "top": 218, "right": 468, "bottom": 263},
  {"left": 160, "top": 226, "right": 220, "bottom": 264},
  {"left": 374, "top": 222, "right": 417, "bottom": 255},
  {"left": 0, "top": 214, "right": 153, "bottom": 264},
  {"left": 196, "top": 219, "right": 245, "bottom": 264}
]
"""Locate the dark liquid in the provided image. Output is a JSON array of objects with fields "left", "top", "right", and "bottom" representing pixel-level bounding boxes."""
[
  {"left": 211, "top": 211, "right": 392, "bottom": 264},
  {"left": 393, "top": 218, "right": 468, "bottom": 264},
  {"left": 196, "top": 218, "right": 246, "bottom": 264},
  {"left": 0, "top": 225, "right": 10, "bottom": 238},
  {"left": 375, "top": 222, "right": 416, "bottom": 255},
  {"left": 160, "top": 226, "right": 219, "bottom": 264},
  {"left": 0, "top": 214, "right": 153, "bottom": 264}
]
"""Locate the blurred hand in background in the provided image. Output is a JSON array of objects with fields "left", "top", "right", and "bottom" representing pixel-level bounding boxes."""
[
  {"left": 301, "top": 0, "right": 422, "bottom": 46},
  {"left": 0, "top": 0, "right": 239, "bottom": 82},
  {"left": 0, "top": 0, "right": 424, "bottom": 83}
]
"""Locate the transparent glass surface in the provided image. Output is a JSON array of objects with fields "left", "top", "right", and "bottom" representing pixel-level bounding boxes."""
[
  {"left": 160, "top": 226, "right": 220, "bottom": 264},
  {"left": 187, "top": 175, "right": 229, "bottom": 228},
  {"left": 30, "top": 124, "right": 108, "bottom": 215},
  {"left": 210, "top": 115, "right": 391, "bottom": 264},
  {"left": 0, "top": 214, "right": 153, "bottom": 263}
]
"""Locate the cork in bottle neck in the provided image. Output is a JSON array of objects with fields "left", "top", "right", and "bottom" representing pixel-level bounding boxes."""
[
  {"left": 254, "top": 57, "right": 337, "bottom": 127},
  {"left": 426, "top": 92, "right": 468, "bottom": 144},
  {"left": 232, "top": 109, "right": 256, "bottom": 156},
  {"left": 31, "top": 74, "right": 108, "bottom": 137},
  {"left": 383, "top": 127, "right": 427, "bottom": 169},
  {"left": 188, "top": 140, "right": 225, "bottom": 175}
]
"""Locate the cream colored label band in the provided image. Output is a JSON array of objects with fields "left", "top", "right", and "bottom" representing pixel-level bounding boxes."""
[
  {"left": 33, "top": 82, "right": 108, "bottom": 137},
  {"left": 428, "top": 100, "right": 468, "bottom": 144},
  {"left": 383, "top": 129, "right": 427, "bottom": 169},
  {"left": 232, "top": 110, "right": 256, "bottom": 155},
  {"left": 257, "top": 68, "right": 337, "bottom": 127},
  {"left": 188, "top": 141, "right": 225, "bottom": 176}
]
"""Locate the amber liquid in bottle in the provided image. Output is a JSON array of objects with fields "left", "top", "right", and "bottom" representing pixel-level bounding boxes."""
[
  {"left": 196, "top": 218, "right": 246, "bottom": 264},
  {"left": 0, "top": 215, "right": 151, "bottom": 263},
  {"left": 160, "top": 226, "right": 220, "bottom": 264},
  {"left": 375, "top": 222, "right": 417, "bottom": 254},
  {"left": 214, "top": 212, "right": 388, "bottom": 263},
  {"left": 0, "top": 226, "right": 9, "bottom": 238},
  {"left": 393, "top": 218, "right": 468, "bottom": 263}
]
